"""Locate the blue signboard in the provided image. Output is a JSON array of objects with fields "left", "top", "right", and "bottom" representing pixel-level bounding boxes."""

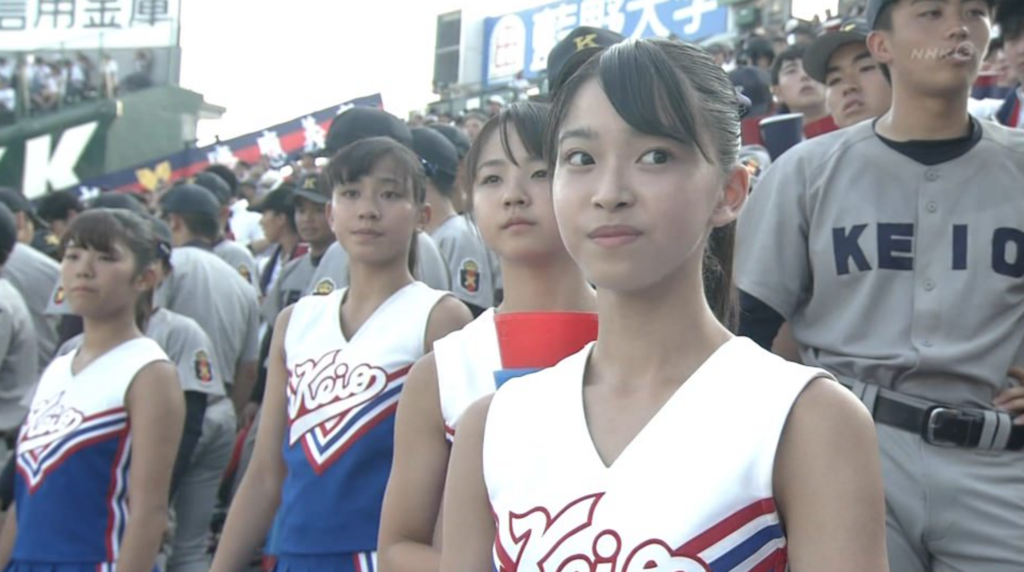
[{"left": 482, "top": 0, "right": 729, "bottom": 86}]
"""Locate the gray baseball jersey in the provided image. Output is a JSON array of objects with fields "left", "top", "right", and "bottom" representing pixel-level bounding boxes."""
[
  {"left": 736, "top": 119, "right": 1024, "bottom": 409},
  {"left": 213, "top": 239, "right": 260, "bottom": 291},
  {"left": 261, "top": 252, "right": 318, "bottom": 324},
  {"left": 155, "top": 246, "right": 260, "bottom": 389},
  {"left": 431, "top": 215, "right": 496, "bottom": 310},
  {"left": 2, "top": 244, "right": 60, "bottom": 367},
  {"left": 305, "top": 232, "right": 450, "bottom": 296},
  {"left": 57, "top": 307, "right": 226, "bottom": 397},
  {"left": 0, "top": 279, "right": 38, "bottom": 431}
]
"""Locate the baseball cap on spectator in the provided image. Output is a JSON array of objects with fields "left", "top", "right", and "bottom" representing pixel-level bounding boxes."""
[
  {"left": 249, "top": 185, "right": 296, "bottom": 217},
  {"left": 159, "top": 184, "right": 221, "bottom": 220},
  {"left": 325, "top": 107, "right": 414, "bottom": 155},
  {"left": 0, "top": 203, "right": 16, "bottom": 265},
  {"left": 729, "top": 66, "right": 773, "bottom": 117},
  {"left": 256, "top": 170, "right": 284, "bottom": 196},
  {"left": 0, "top": 188, "right": 48, "bottom": 230},
  {"left": 194, "top": 171, "right": 232, "bottom": 206},
  {"left": 88, "top": 192, "right": 147, "bottom": 215},
  {"left": 294, "top": 173, "right": 330, "bottom": 205},
  {"left": 428, "top": 123, "right": 471, "bottom": 159},
  {"left": 204, "top": 164, "right": 238, "bottom": 196},
  {"left": 803, "top": 19, "right": 872, "bottom": 84},
  {"left": 411, "top": 127, "right": 459, "bottom": 192},
  {"left": 547, "top": 26, "right": 625, "bottom": 93}
]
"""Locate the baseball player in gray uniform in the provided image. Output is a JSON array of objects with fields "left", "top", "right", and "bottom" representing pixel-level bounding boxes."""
[
  {"left": 305, "top": 107, "right": 451, "bottom": 296},
  {"left": 736, "top": 0, "right": 1024, "bottom": 569},
  {"left": 412, "top": 127, "right": 496, "bottom": 316},
  {"left": 0, "top": 203, "right": 38, "bottom": 456},
  {"left": 156, "top": 184, "right": 261, "bottom": 420},
  {"left": 192, "top": 173, "right": 261, "bottom": 291},
  {"left": 0, "top": 190, "right": 59, "bottom": 368}
]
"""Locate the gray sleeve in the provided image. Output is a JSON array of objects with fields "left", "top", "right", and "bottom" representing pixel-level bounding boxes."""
[
  {"left": 734, "top": 157, "right": 813, "bottom": 319},
  {"left": 415, "top": 233, "right": 451, "bottom": 290},
  {"left": 0, "top": 311, "right": 11, "bottom": 366},
  {"left": 164, "top": 320, "right": 220, "bottom": 393}
]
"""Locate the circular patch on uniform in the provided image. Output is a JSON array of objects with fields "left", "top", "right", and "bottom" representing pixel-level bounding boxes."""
[
  {"left": 459, "top": 258, "right": 480, "bottom": 294},
  {"left": 53, "top": 286, "right": 65, "bottom": 305},
  {"left": 44, "top": 233, "right": 59, "bottom": 247},
  {"left": 313, "top": 278, "right": 336, "bottom": 296},
  {"left": 238, "top": 264, "right": 252, "bottom": 283},
  {"left": 193, "top": 350, "right": 213, "bottom": 384}
]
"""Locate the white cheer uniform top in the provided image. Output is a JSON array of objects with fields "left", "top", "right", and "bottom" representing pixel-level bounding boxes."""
[
  {"left": 484, "top": 337, "right": 832, "bottom": 572},
  {"left": 434, "top": 308, "right": 501, "bottom": 442},
  {"left": 14, "top": 337, "right": 169, "bottom": 566},
  {"left": 279, "top": 281, "right": 448, "bottom": 554}
]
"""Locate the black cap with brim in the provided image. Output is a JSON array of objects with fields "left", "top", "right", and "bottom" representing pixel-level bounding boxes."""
[
  {"left": 193, "top": 172, "right": 232, "bottom": 206},
  {"left": 88, "top": 192, "right": 147, "bottom": 215},
  {"left": 325, "top": 107, "right": 413, "bottom": 155},
  {"left": 249, "top": 186, "right": 295, "bottom": 214},
  {"left": 865, "top": 0, "right": 896, "bottom": 29},
  {"left": 0, "top": 188, "right": 48, "bottom": 231},
  {"left": 294, "top": 173, "right": 330, "bottom": 205},
  {"left": 428, "top": 124, "right": 471, "bottom": 159},
  {"left": 803, "top": 19, "right": 871, "bottom": 83},
  {"left": 547, "top": 26, "right": 625, "bottom": 94},
  {"left": 411, "top": 127, "right": 459, "bottom": 187},
  {"left": 160, "top": 184, "right": 221, "bottom": 220}
]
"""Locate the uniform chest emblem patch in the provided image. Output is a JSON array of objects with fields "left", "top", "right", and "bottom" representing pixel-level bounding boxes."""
[
  {"left": 238, "top": 264, "right": 252, "bottom": 283},
  {"left": 459, "top": 258, "right": 480, "bottom": 294},
  {"left": 285, "top": 350, "right": 411, "bottom": 473},
  {"left": 53, "top": 286, "right": 65, "bottom": 305}
]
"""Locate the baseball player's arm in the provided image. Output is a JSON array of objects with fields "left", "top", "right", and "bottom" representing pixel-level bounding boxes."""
[
  {"left": 118, "top": 361, "right": 185, "bottom": 572},
  {"left": 0, "top": 502, "right": 17, "bottom": 569},
  {"left": 211, "top": 307, "right": 292, "bottom": 572},
  {"left": 0, "top": 311, "right": 12, "bottom": 365},
  {"left": 774, "top": 378, "right": 888, "bottom": 572},
  {"left": 440, "top": 396, "right": 497, "bottom": 572},
  {"left": 229, "top": 298, "right": 261, "bottom": 419},
  {"left": 734, "top": 155, "right": 813, "bottom": 323},
  {"left": 378, "top": 353, "right": 450, "bottom": 572},
  {"left": 996, "top": 367, "right": 1024, "bottom": 425}
]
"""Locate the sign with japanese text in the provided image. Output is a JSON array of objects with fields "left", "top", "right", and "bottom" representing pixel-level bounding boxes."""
[
  {"left": 69, "top": 93, "right": 383, "bottom": 197},
  {"left": 0, "top": 0, "right": 180, "bottom": 50},
  {"left": 483, "top": 0, "right": 728, "bottom": 86}
]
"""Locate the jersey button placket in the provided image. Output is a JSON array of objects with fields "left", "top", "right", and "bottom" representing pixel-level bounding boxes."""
[{"left": 914, "top": 170, "right": 943, "bottom": 361}]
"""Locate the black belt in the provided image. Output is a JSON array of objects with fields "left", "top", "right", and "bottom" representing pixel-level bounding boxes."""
[{"left": 839, "top": 380, "right": 1024, "bottom": 451}]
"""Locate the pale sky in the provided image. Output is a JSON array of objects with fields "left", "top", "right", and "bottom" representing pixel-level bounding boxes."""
[{"left": 178, "top": 0, "right": 538, "bottom": 145}]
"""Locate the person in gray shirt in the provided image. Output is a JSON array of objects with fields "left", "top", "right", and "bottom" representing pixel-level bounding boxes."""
[
  {"left": 192, "top": 173, "right": 261, "bottom": 291},
  {"left": 0, "top": 190, "right": 59, "bottom": 368},
  {"left": 156, "top": 184, "right": 260, "bottom": 419},
  {"left": 0, "top": 203, "right": 37, "bottom": 440},
  {"left": 412, "top": 127, "right": 497, "bottom": 316}
]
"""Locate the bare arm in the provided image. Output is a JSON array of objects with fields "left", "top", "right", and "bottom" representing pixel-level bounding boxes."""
[
  {"left": 116, "top": 361, "right": 185, "bottom": 572},
  {"left": 378, "top": 354, "right": 450, "bottom": 572},
  {"left": 775, "top": 378, "right": 889, "bottom": 572},
  {"left": 211, "top": 307, "right": 293, "bottom": 572},
  {"left": 423, "top": 296, "right": 473, "bottom": 353},
  {"left": 0, "top": 503, "right": 17, "bottom": 569},
  {"left": 230, "top": 361, "right": 258, "bottom": 421},
  {"left": 440, "top": 397, "right": 496, "bottom": 572}
]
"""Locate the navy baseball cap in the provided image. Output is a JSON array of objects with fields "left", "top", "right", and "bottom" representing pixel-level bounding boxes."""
[
  {"left": 159, "top": 184, "right": 221, "bottom": 220},
  {"left": 547, "top": 26, "right": 625, "bottom": 94},
  {"left": 428, "top": 123, "right": 471, "bottom": 159},
  {"left": 0, "top": 188, "right": 48, "bottom": 230},
  {"left": 803, "top": 19, "right": 872, "bottom": 83},
  {"left": 0, "top": 202, "right": 16, "bottom": 261},
  {"left": 294, "top": 173, "right": 330, "bottom": 205},
  {"left": 249, "top": 185, "right": 295, "bottom": 215},
  {"left": 411, "top": 127, "right": 459, "bottom": 188},
  {"left": 88, "top": 192, "right": 147, "bottom": 215},
  {"left": 325, "top": 107, "right": 413, "bottom": 155},
  {"left": 729, "top": 66, "right": 773, "bottom": 117},
  {"left": 193, "top": 172, "right": 232, "bottom": 206}
]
